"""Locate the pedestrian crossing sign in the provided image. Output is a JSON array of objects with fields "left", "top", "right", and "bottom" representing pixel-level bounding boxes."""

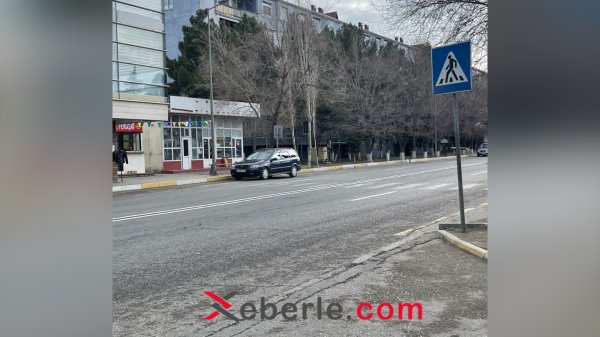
[{"left": 431, "top": 41, "right": 472, "bottom": 95}]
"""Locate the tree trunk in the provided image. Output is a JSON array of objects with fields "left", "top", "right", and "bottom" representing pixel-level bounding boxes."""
[
  {"left": 252, "top": 119, "right": 257, "bottom": 152},
  {"left": 307, "top": 117, "right": 312, "bottom": 168},
  {"left": 291, "top": 126, "right": 296, "bottom": 151},
  {"left": 312, "top": 114, "right": 318, "bottom": 167}
]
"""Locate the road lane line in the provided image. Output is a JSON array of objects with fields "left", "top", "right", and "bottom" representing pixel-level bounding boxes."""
[
  {"left": 349, "top": 191, "right": 398, "bottom": 202},
  {"left": 114, "top": 163, "right": 486, "bottom": 222},
  {"left": 449, "top": 183, "right": 480, "bottom": 190},
  {"left": 293, "top": 182, "right": 317, "bottom": 187},
  {"left": 422, "top": 183, "right": 450, "bottom": 190},
  {"left": 273, "top": 179, "right": 312, "bottom": 185},
  {"left": 392, "top": 183, "right": 425, "bottom": 190},
  {"left": 471, "top": 171, "right": 487, "bottom": 176},
  {"left": 344, "top": 184, "right": 367, "bottom": 188}
]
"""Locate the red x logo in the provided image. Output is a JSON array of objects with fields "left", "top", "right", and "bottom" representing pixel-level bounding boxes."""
[{"left": 203, "top": 291, "right": 239, "bottom": 321}]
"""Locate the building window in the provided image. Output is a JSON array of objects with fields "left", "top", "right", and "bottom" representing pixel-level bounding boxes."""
[
  {"left": 117, "top": 44, "right": 164, "bottom": 68},
  {"left": 164, "top": 0, "right": 173, "bottom": 11},
  {"left": 118, "top": 133, "right": 142, "bottom": 151},
  {"left": 120, "top": 0, "right": 162, "bottom": 12},
  {"left": 115, "top": 2, "right": 164, "bottom": 32},
  {"left": 263, "top": 2, "right": 271, "bottom": 16},
  {"left": 163, "top": 115, "right": 243, "bottom": 161},
  {"left": 116, "top": 24, "right": 164, "bottom": 50}
]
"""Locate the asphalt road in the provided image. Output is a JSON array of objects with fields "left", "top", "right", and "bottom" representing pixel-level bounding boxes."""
[{"left": 113, "top": 157, "right": 488, "bottom": 336}]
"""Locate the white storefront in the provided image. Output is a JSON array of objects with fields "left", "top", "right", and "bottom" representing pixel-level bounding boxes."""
[{"left": 162, "top": 96, "right": 259, "bottom": 172}]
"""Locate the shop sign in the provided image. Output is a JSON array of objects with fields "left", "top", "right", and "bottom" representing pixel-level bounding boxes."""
[{"left": 115, "top": 122, "right": 144, "bottom": 133}]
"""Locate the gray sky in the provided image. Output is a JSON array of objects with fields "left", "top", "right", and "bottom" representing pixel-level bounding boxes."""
[
  {"left": 304, "top": 0, "right": 488, "bottom": 70},
  {"left": 303, "top": 0, "right": 395, "bottom": 39}
]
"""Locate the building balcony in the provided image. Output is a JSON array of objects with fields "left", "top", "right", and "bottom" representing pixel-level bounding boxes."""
[{"left": 215, "top": 4, "right": 256, "bottom": 22}]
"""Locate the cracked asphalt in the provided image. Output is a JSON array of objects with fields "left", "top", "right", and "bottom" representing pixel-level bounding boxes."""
[{"left": 113, "top": 157, "right": 488, "bottom": 336}]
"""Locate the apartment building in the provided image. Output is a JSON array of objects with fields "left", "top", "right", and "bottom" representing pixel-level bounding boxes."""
[
  {"left": 112, "top": 0, "right": 168, "bottom": 177},
  {"left": 164, "top": 0, "right": 411, "bottom": 59}
]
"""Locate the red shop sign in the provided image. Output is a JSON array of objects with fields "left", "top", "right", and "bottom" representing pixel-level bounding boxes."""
[{"left": 115, "top": 122, "right": 144, "bottom": 133}]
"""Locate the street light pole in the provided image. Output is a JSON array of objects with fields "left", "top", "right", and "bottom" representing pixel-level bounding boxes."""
[{"left": 207, "top": 1, "right": 227, "bottom": 176}]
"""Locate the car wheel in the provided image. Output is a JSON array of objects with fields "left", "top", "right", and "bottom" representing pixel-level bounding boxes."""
[
  {"left": 259, "top": 167, "right": 269, "bottom": 180},
  {"left": 477, "top": 153, "right": 481, "bottom": 157},
  {"left": 289, "top": 165, "right": 298, "bottom": 178},
  {"left": 234, "top": 174, "right": 243, "bottom": 181}
]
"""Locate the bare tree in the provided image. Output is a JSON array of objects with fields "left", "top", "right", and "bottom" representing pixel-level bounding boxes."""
[
  {"left": 374, "top": 0, "right": 488, "bottom": 67},
  {"left": 211, "top": 15, "right": 294, "bottom": 150},
  {"left": 287, "top": 11, "right": 322, "bottom": 168}
]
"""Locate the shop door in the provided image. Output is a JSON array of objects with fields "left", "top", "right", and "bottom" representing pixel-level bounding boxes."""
[
  {"left": 203, "top": 137, "right": 212, "bottom": 159},
  {"left": 182, "top": 137, "right": 192, "bottom": 170},
  {"left": 234, "top": 138, "right": 242, "bottom": 158}
]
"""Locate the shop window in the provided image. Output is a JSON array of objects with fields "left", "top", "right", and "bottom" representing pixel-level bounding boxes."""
[
  {"left": 118, "top": 133, "right": 142, "bottom": 151},
  {"left": 164, "top": 115, "right": 209, "bottom": 161}
]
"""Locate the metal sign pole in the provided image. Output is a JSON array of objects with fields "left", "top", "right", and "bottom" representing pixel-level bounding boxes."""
[{"left": 453, "top": 93, "right": 466, "bottom": 232}]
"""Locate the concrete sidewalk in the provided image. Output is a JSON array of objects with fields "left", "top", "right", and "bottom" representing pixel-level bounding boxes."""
[{"left": 112, "top": 155, "right": 471, "bottom": 193}]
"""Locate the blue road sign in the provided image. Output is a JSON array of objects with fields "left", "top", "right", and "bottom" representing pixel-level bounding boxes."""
[{"left": 431, "top": 41, "right": 472, "bottom": 95}]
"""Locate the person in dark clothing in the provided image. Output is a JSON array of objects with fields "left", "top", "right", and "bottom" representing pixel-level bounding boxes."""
[{"left": 113, "top": 146, "right": 128, "bottom": 172}]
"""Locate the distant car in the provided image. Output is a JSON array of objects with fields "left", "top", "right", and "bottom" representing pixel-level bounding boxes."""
[
  {"left": 477, "top": 143, "right": 488, "bottom": 157},
  {"left": 231, "top": 148, "right": 301, "bottom": 180}
]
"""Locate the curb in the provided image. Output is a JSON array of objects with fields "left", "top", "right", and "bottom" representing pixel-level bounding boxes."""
[
  {"left": 206, "top": 175, "right": 233, "bottom": 183},
  {"left": 112, "top": 175, "right": 233, "bottom": 192},
  {"left": 439, "top": 229, "right": 488, "bottom": 260},
  {"left": 112, "top": 155, "right": 472, "bottom": 193}
]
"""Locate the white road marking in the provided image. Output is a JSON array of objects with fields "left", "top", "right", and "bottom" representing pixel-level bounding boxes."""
[
  {"left": 471, "top": 171, "right": 487, "bottom": 176},
  {"left": 449, "top": 183, "right": 480, "bottom": 190},
  {"left": 367, "top": 182, "right": 401, "bottom": 189},
  {"left": 392, "top": 204, "right": 486, "bottom": 236},
  {"left": 393, "top": 183, "right": 425, "bottom": 190},
  {"left": 293, "top": 182, "right": 317, "bottom": 187},
  {"left": 273, "top": 179, "right": 312, "bottom": 185},
  {"left": 344, "top": 184, "right": 367, "bottom": 188},
  {"left": 422, "top": 183, "right": 450, "bottom": 190},
  {"left": 350, "top": 191, "right": 398, "bottom": 202},
  {"left": 394, "top": 228, "right": 415, "bottom": 237},
  {"left": 114, "top": 162, "right": 486, "bottom": 222}
]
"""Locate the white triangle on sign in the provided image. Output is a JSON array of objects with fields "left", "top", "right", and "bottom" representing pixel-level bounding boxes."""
[{"left": 435, "top": 51, "right": 468, "bottom": 86}]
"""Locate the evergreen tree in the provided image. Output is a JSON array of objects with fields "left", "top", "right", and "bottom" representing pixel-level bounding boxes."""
[{"left": 166, "top": 10, "right": 211, "bottom": 98}]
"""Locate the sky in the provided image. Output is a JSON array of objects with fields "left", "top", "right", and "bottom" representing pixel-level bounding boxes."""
[
  {"left": 301, "top": 0, "right": 488, "bottom": 70},
  {"left": 299, "top": 0, "right": 396, "bottom": 39}
]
